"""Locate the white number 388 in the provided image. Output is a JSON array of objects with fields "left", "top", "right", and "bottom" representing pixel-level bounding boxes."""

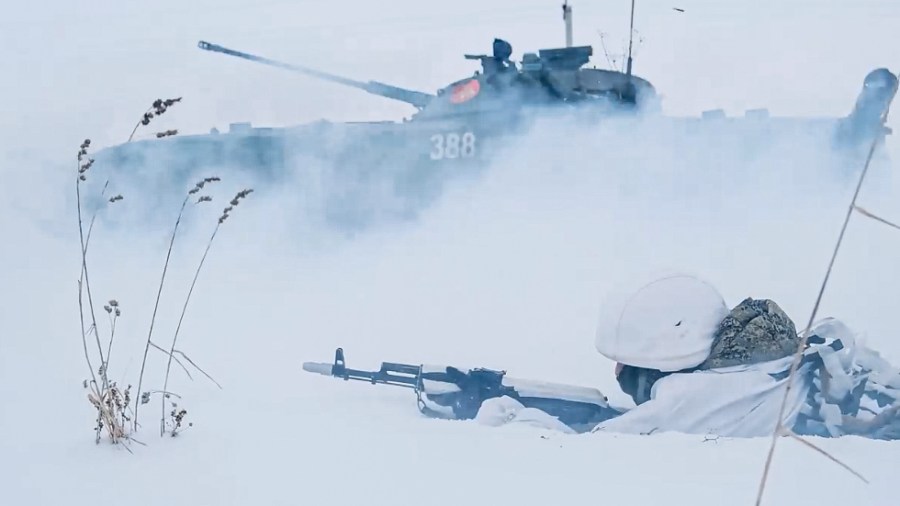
[{"left": 429, "top": 131, "right": 476, "bottom": 160}]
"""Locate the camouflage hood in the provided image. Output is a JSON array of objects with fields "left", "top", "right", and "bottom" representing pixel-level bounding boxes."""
[
  {"left": 698, "top": 298, "right": 800, "bottom": 370},
  {"left": 615, "top": 297, "right": 802, "bottom": 405}
]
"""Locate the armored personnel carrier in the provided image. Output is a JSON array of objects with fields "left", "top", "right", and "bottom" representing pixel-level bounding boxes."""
[{"left": 93, "top": 8, "right": 898, "bottom": 230}]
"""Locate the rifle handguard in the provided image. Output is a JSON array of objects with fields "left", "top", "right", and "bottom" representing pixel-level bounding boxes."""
[{"left": 302, "top": 347, "right": 621, "bottom": 429}]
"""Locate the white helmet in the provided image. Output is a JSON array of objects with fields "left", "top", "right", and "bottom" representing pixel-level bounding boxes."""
[{"left": 595, "top": 273, "right": 728, "bottom": 372}]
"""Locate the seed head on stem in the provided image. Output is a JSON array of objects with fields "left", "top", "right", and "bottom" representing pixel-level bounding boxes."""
[
  {"left": 160, "top": 187, "right": 253, "bottom": 435},
  {"left": 133, "top": 175, "right": 221, "bottom": 431}
]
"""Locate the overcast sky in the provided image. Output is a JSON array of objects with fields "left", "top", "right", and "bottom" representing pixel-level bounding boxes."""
[{"left": 2, "top": 0, "right": 898, "bottom": 156}]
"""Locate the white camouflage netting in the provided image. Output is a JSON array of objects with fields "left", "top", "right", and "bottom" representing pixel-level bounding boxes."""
[{"left": 481, "top": 317, "right": 900, "bottom": 439}]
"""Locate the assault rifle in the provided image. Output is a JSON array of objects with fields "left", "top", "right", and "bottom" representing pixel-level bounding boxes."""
[{"left": 302, "top": 348, "right": 621, "bottom": 430}]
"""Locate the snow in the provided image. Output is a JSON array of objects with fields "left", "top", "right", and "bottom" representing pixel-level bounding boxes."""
[
  {"left": 7, "top": 385, "right": 900, "bottom": 505},
  {"left": 475, "top": 396, "right": 580, "bottom": 434},
  {"left": 2, "top": 1, "right": 900, "bottom": 505}
]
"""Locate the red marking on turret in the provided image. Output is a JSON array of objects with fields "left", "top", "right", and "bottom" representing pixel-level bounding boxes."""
[{"left": 450, "top": 79, "right": 481, "bottom": 104}]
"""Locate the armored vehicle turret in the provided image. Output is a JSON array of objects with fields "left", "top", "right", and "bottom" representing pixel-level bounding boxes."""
[{"left": 196, "top": 37, "right": 660, "bottom": 122}]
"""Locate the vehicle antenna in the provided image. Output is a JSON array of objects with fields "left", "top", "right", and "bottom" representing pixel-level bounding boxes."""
[
  {"left": 563, "top": 2, "right": 574, "bottom": 47},
  {"left": 626, "top": 0, "right": 636, "bottom": 76}
]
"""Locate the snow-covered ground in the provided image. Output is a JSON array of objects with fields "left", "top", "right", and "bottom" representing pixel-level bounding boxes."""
[{"left": 2, "top": 1, "right": 900, "bottom": 504}]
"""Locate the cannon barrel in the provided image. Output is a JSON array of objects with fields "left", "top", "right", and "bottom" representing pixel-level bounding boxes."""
[{"left": 197, "top": 40, "right": 434, "bottom": 109}]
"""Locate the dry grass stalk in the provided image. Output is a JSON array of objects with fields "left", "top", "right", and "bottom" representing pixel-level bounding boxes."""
[
  {"left": 170, "top": 347, "right": 223, "bottom": 389},
  {"left": 783, "top": 429, "right": 868, "bottom": 483},
  {"left": 134, "top": 176, "right": 220, "bottom": 431},
  {"left": 149, "top": 341, "right": 194, "bottom": 380},
  {"left": 87, "top": 383, "right": 132, "bottom": 444},
  {"left": 149, "top": 340, "right": 223, "bottom": 389},
  {"left": 76, "top": 139, "right": 115, "bottom": 443},
  {"left": 166, "top": 406, "right": 192, "bottom": 437},
  {"left": 78, "top": 97, "right": 243, "bottom": 446},
  {"left": 754, "top": 114, "right": 891, "bottom": 504},
  {"left": 79, "top": 96, "right": 162, "bottom": 268},
  {"left": 77, "top": 116, "right": 134, "bottom": 443},
  {"left": 103, "top": 300, "right": 121, "bottom": 372},
  {"left": 160, "top": 188, "right": 252, "bottom": 435},
  {"left": 128, "top": 97, "right": 182, "bottom": 142},
  {"left": 853, "top": 204, "right": 900, "bottom": 231}
]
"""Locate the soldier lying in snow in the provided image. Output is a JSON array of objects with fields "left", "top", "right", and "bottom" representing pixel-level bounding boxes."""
[{"left": 478, "top": 275, "right": 900, "bottom": 439}]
